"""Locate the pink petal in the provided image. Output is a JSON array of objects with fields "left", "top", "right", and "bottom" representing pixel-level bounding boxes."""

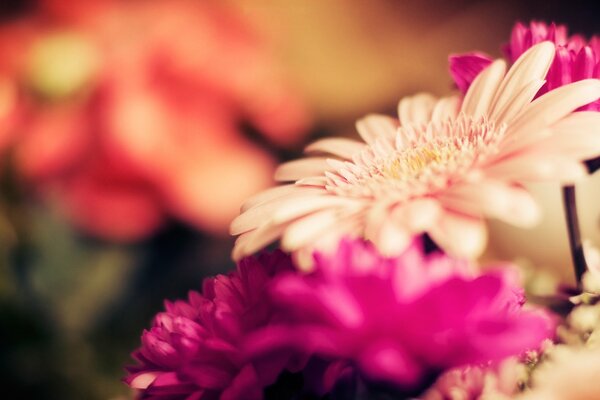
[
  {"left": 183, "top": 365, "right": 232, "bottom": 390},
  {"left": 484, "top": 153, "right": 587, "bottom": 184},
  {"left": 393, "top": 198, "right": 442, "bottom": 232},
  {"left": 295, "top": 176, "right": 329, "bottom": 186},
  {"left": 574, "top": 46, "right": 596, "bottom": 81},
  {"left": 232, "top": 222, "right": 287, "bottom": 260},
  {"left": 461, "top": 59, "right": 507, "bottom": 118},
  {"left": 274, "top": 157, "right": 333, "bottom": 182},
  {"left": 440, "top": 181, "right": 541, "bottom": 228},
  {"left": 504, "top": 79, "right": 600, "bottom": 152},
  {"left": 363, "top": 201, "right": 410, "bottom": 256},
  {"left": 449, "top": 52, "right": 494, "bottom": 94},
  {"left": 532, "top": 112, "right": 600, "bottom": 159},
  {"left": 428, "top": 211, "right": 487, "bottom": 259},
  {"left": 232, "top": 232, "right": 254, "bottom": 261},
  {"left": 490, "top": 41, "right": 555, "bottom": 116},
  {"left": 231, "top": 190, "right": 327, "bottom": 235},
  {"left": 355, "top": 114, "right": 399, "bottom": 144},
  {"left": 373, "top": 219, "right": 412, "bottom": 257},
  {"left": 398, "top": 93, "right": 437, "bottom": 126},
  {"left": 240, "top": 184, "right": 296, "bottom": 212},
  {"left": 128, "top": 371, "right": 160, "bottom": 389},
  {"left": 326, "top": 158, "right": 366, "bottom": 182},
  {"left": 281, "top": 209, "right": 345, "bottom": 250},
  {"left": 220, "top": 365, "right": 262, "bottom": 400},
  {"left": 359, "top": 341, "right": 423, "bottom": 388},
  {"left": 430, "top": 96, "right": 460, "bottom": 123},
  {"left": 290, "top": 214, "right": 365, "bottom": 270},
  {"left": 319, "top": 286, "right": 366, "bottom": 328},
  {"left": 271, "top": 195, "right": 360, "bottom": 225},
  {"left": 546, "top": 47, "right": 573, "bottom": 91},
  {"left": 490, "top": 78, "right": 546, "bottom": 125},
  {"left": 305, "top": 138, "right": 366, "bottom": 159},
  {"left": 505, "top": 21, "right": 529, "bottom": 62}
]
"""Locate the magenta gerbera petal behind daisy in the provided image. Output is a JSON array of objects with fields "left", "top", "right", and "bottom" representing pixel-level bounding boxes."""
[
  {"left": 124, "top": 251, "right": 296, "bottom": 400},
  {"left": 452, "top": 21, "right": 600, "bottom": 110},
  {"left": 246, "top": 239, "right": 555, "bottom": 394},
  {"left": 231, "top": 42, "right": 600, "bottom": 265},
  {"left": 449, "top": 52, "right": 494, "bottom": 95}
]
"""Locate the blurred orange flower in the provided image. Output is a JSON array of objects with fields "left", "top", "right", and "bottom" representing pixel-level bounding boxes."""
[{"left": 0, "top": 0, "right": 310, "bottom": 240}]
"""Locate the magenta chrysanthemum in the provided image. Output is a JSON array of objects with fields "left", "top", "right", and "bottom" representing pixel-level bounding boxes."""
[
  {"left": 124, "top": 252, "right": 297, "bottom": 400},
  {"left": 246, "top": 239, "right": 555, "bottom": 393},
  {"left": 231, "top": 42, "right": 600, "bottom": 264},
  {"left": 451, "top": 21, "right": 600, "bottom": 110}
]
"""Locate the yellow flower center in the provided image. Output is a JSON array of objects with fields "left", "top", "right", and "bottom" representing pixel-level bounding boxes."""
[
  {"left": 325, "top": 115, "right": 507, "bottom": 199},
  {"left": 382, "top": 145, "right": 450, "bottom": 180}
]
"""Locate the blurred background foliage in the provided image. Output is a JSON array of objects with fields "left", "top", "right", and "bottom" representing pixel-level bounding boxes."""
[{"left": 0, "top": 0, "right": 598, "bottom": 399}]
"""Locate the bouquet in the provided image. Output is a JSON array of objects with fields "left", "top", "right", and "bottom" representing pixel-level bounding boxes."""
[{"left": 123, "top": 21, "right": 600, "bottom": 400}]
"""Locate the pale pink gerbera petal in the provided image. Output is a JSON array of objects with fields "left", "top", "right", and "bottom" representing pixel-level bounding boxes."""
[{"left": 231, "top": 42, "right": 600, "bottom": 263}]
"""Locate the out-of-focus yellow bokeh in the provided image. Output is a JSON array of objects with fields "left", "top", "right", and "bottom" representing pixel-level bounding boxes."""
[{"left": 230, "top": 0, "right": 520, "bottom": 126}]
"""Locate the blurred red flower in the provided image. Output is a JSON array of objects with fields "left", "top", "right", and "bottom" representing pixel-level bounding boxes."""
[{"left": 0, "top": 0, "right": 310, "bottom": 240}]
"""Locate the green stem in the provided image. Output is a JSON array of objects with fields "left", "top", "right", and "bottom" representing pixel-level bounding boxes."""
[{"left": 562, "top": 185, "right": 587, "bottom": 289}]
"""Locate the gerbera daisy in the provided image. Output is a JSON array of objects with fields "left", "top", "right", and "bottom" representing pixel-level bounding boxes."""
[{"left": 231, "top": 42, "right": 600, "bottom": 265}]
